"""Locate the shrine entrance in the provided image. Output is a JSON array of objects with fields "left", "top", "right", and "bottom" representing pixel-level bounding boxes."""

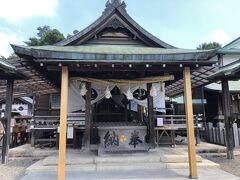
[{"left": 11, "top": 0, "right": 218, "bottom": 179}]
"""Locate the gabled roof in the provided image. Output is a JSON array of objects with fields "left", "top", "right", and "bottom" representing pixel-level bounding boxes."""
[
  {"left": 56, "top": 0, "right": 175, "bottom": 48},
  {"left": 218, "top": 37, "right": 240, "bottom": 54},
  {"left": 208, "top": 59, "right": 240, "bottom": 80}
]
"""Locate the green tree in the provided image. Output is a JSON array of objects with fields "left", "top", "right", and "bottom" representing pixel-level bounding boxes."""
[
  {"left": 25, "top": 25, "right": 65, "bottom": 46},
  {"left": 37, "top": 25, "right": 50, "bottom": 38},
  {"left": 39, "top": 29, "right": 65, "bottom": 45},
  {"left": 197, "top": 42, "right": 222, "bottom": 50}
]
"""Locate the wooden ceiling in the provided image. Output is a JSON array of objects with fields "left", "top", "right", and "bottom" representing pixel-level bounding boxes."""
[{"left": 0, "top": 58, "right": 58, "bottom": 99}]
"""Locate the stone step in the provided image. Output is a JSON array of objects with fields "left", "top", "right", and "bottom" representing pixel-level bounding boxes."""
[
  {"left": 27, "top": 160, "right": 96, "bottom": 173},
  {"left": 43, "top": 155, "right": 94, "bottom": 166},
  {"left": 27, "top": 159, "right": 219, "bottom": 173},
  {"left": 165, "top": 159, "right": 220, "bottom": 169},
  {"left": 43, "top": 155, "right": 161, "bottom": 166},
  {"left": 95, "top": 154, "right": 160, "bottom": 164},
  {"left": 96, "top": 162, "right": 166, "bottom": 172},
  {"left": 161, "top": 155, "right": 202, "bottom": 163},
  {"left": 43, "top": 154, "right": 202, "bottom": 166}
]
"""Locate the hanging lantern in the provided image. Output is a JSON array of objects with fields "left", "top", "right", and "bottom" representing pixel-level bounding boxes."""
[
  {"left": 232, "top": 95, "right": 235, "bottom": 101},
  {"left": 105, "top": 86, "right": 112, "bottom": 99},
  {"left": 150, "top": 85, "right": 157, "bottom": 97},
  {"left": 80, "top": 83, "right": 87, "bottom": 96},
  {"left": 126, "top": 87, "right": 133, "bottom": 100}
]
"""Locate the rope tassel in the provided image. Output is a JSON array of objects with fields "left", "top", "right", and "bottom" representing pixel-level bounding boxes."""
[
  {"left": 126, "top": 87, "right": 133, "bottom": 100},
  {"left": 80, "top": 83, "right": 87, "bottom": 96},
  {"left": 105, "top": 86, "right": 112, "bottom": 99},
  {"left": 150, "top": 85, "right": 157, "bottom": 97}
]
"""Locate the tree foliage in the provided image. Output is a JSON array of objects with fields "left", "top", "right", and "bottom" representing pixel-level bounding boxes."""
[
  {"left": 197, "top": 42, "right": 222, "bottom": 50},
  {"left": 37, "top": 26, "right": 50, "bottom": 38},
  {"left": 25, "top": 25, "right": 65, "bottom": 46}
]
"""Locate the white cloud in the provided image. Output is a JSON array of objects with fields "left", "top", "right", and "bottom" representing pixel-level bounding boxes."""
[
  {"left": 0, "top": 31, "right": 24, "bottom": 57},
  {"left": 0, "top": 0, "right": 58, "bottom": 22},
  {"left": 209, "top": 29, "right": 230, "bottom": 45}
]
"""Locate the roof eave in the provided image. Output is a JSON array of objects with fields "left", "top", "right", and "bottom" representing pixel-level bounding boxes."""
[
  {"left": 218, "top": 49, "right": 240, "bottom": 54},
  {"left": 11, "top": 44, "right": 217, "bottom": 64}
]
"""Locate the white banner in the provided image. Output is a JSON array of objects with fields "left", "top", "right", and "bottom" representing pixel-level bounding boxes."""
[{"left": 68, "top": 81, "right": 165, "bottom": 113}]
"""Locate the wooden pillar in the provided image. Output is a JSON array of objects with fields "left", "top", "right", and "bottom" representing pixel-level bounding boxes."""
[
  {"left": 124, "top": 97, "right": 128, "bottom": 122},
  {"left": 83, "top": 82, "right": 91, "bottom": 148},
  {"left": 200, "top": 87, "right": 207, "bottom": 140},
  {"left": 221, "top": 79, "right": 234, "bottom": 159},
  {"left": 183, "top": 67, "right": 197, "bottom": 179},
  {"left": 2, "top": 79, "right": 14, "bottom": 164},
  {"left": 58, "top": 66, "right": 68, "bottom": 180},
  {"left": 138, "top": 105, "right": 143, "bottom": 123},
  {"left": 129, "top": 100, "right": 131, "bottom": 121},
  {"left": 147, "top": 83, "right": 155, "bottom": 148}
]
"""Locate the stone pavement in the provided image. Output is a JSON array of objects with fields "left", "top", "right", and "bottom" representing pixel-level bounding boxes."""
[{"left": 21, "top": 168, "right": 240, "bottom": 180}]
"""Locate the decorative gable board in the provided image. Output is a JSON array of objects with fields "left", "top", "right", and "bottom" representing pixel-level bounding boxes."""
[
  {"left": 58, "top": 0, "right": 175, "bottom": 49},
  {"left": 83, "top": 25, "right": 147, "bottom": 46}
]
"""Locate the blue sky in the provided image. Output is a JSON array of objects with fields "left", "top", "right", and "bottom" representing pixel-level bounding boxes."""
[{"left": 0, "top": 0, "right": 240, "bottom": 57}]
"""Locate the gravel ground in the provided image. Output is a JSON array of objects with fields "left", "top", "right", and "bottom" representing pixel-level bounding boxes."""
[
  {"left": 0, "top": 144, "right": 53, "bottom": 180},
  {"left": 0, "top": 157, "right": 39, "bottom": 180},
  {"left": 204, "top": 155, "right": 240, "bottom": 177}
]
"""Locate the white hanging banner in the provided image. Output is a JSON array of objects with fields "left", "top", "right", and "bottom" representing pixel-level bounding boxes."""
[
  {"left": 68, "top": 81, "right": 114, "bottom": 112},
  {"left": 68, "top": 81, "right": 165, "bottom": 113}
]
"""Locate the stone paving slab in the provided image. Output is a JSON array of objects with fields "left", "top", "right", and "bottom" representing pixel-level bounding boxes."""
[{"left": 21, "top": 168, "right": 240, "bottom": 180}]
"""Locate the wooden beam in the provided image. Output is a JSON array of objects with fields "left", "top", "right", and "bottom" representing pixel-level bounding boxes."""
[
  {"left": 147, "top": 83, "right": 155, "bottom": 149},
  {"left": 2, "top": 79, "right": 14, "bottom": 164},
  {"left": 58, "top": 66, "right": 68, "bottom": 180},
  {"left": 47, "top": 65, "right": 185, "bottom": 72},
  {"left": 183, "top": 67, "right": 198, "bottom": 179},
  {"left": 138, "top": 105, "right": 143, "bottom": 123},
  {"left": 124, "top": 96, "right": 128, "bottom": 122},
  {"left": 83, "top": 82, "right": 91, "bottom": 148},
  {"left": 221, "top": 79, "right": 234, "bottom": 159}
]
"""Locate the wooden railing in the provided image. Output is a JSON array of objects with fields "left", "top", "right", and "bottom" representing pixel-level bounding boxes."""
[
  {"left": 154, "top": 114, "right": 202, "bottom": 127},
  {"left": 154, "top": 114, "right": 202, "bottom": 144}
]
